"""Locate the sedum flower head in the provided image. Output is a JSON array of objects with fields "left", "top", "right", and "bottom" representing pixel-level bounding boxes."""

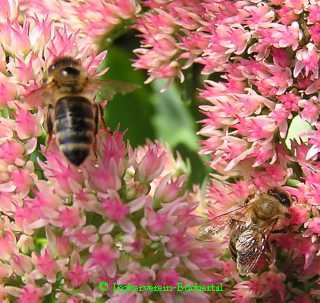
[
  {"left": 134, "top": 0, "right": 320, "bottom": 301},
  {"left": 21, "top": 0, "right": 141, "bottom": 43}
]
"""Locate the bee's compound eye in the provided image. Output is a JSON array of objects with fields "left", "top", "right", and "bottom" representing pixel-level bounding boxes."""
[{"left": 61, "top": 67, "right": 80, "bottom": 77}]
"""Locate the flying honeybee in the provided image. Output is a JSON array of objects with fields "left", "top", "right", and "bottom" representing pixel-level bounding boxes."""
[
  {"left": 197, "top": 188, "right": 292, "bottom": 275},
  {"left": 25, "top": 56, "right": 137, "bottom": 166}
]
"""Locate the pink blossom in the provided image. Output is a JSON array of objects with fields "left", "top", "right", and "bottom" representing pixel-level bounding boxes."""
[
  {"left": 11, "top": 167, "right": 33, "bottom": 196},
  {"left": 40, "top": 144, "right": 84, "bottom": 195},
  {"left": 57, "top": 208, "right": 83, "bottom": 229},
  {"left": 300, "top": 100, "right": 319, "bottom": 123},
  {"left": 55, "top": 235, "right": 72, "bottom": 257},
  {"left": 102, "top": 195, "right": 130, "bottom": 222},
  {"left": 15, "top": 106, "right": 41, "bottom": 140},
  {"left": 67, "top": 263, "right": 89, "bottom": 288},
  {"left": 308, "top": 5, "right": 320, "bottom": 23},
  {"left": 33, "top": 249, "right": 59, "bottom": 282},
  {"left": 294, "top": 44, "right": 319, "bottom": 79},
  {"left": 278, "top": 6, "right": 298, "bottom": 25},
  {"left": 154, "top": 175, "right": 186, "bottom": 203},
  {"left": 17, "top": 284, "right": 44, "bottom": 303},
  {"left": 272, "top": 47, "right": 292, "bottom": 67},
  {"left": 309, "top": 23, "right": 320, "bottom": 45},
  {"left": 288, "top": 206, "right": 308, "bottom": 225},
  {"left": 307, "top": 217, "right": 320, "bottom": 234},
  {"left": 87, "top": 244, "right": 119, "bottom": 271},
  {"left": 67, "top": 226, "right": 98, "bottom": 250},
  {"left": 278, "top": 93, "right": 300, "bottom": 112},
  {"left": 0, "top": 141, "right": 24, "bottom": 165},
  {"left": 157, "top": 268, "right": 180, "bottom": 286},
  {"left": 132, "top": 143, "right": 167, "bottom": 182}
]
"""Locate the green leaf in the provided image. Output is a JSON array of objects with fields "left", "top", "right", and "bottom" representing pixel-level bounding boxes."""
[
  {"left": 101, "top": 45, "right": 156, "bottom": 146},
  {"left": 285, "top": 115, "right": 312, "bottom": 149},
  {"left": 151, "top": 80, "right": 199, "bottom": 151},
  {"left": 151, "top": 80, "right": 209, "bottom": 185}
]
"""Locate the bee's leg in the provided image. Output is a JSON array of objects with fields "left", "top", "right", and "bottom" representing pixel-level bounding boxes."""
[
  {"left": 45, "top": 105, "right": 54, "bottom": 152},
  {"left": 98, "top": 104, "right": 107, "bottom": 130}
]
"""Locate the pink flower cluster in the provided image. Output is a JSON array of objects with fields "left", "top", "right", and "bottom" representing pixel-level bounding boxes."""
[
  {"left": 9, "top": 129, "right": 223, "bottom": 303},
  {"left": 20, "top": 0, "right": 140, "bottom": 43},
  {"left": 134, "top": 0, "right": 320, "bottom": 301},
  {"left": 0, "top": 1, "right": 224, "bottom": 302}
]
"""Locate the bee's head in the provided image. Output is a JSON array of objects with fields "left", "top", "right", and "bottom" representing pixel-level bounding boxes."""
[
  {"left": 267, "top": 188, "right": 292, "bottom": 208},
  {"left": 253, "top": 189, "right": 292, "bottom": 222},
  {"left": 48, "top": 56, "right": 85, "bottom": 90}
]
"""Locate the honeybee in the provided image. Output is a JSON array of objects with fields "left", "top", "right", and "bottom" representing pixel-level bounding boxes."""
[
  {"left": 25, "top": 56, "right": 137, "bottom": 166},
  {"left": 197, "top": 188, "right": 292, "bottom": 275}
]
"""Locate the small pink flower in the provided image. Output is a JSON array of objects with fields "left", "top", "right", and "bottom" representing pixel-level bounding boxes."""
[
  {"left": 57, "top": 208, "right": 83, "bottom": 229},
  {"left": 17, "top": 284, "right": 44, "bottom": 303},
  {"left": 86, "top": 160, "right": 121, "bottom": 193},
  {"left": 143, "top": 205, "right": 173, "bottom": 234},
  {"left": 67, "top": 226, "right": 98, "bottom": 249},
  {"left": 0, "top": 229, "right": 17, "bottom": 260},
  {"left": 11, "top": 253, "right": 32, "bottom": 276},
  {"left": 309, "top": 23, "right": 320, "bottom": 45},
  {"left": 272, "top": 47, "right": 292, "bottom": 67},
  {"left": 87, "top": 244, "right": 119, "bottom": 276},
  {"left": 0, "top": 76, "right": 17, "bottom": 107},
  {"left": 67, "top": 263, "right": 89, "bottom": 288},
  {"left": 235, "top": 116, "right": 276, "bottom": 141},
  {"left": 154, "top": 175, "right": 186, "bottom": 203},
  {"left": 288, "top": 206, "right": 308, "bottom": 225},
  {"left": 309, "top": 5, "right": 320, "bottom": 23},
  {"left": 0, "top": 140, "right": 24, "bottom": 165},
  {"left": 157, "top": 268, "right": 180, "bottom": 286},
  {"left": 215, "top": 24, "right": 250, "bottom": 55},
  {"left": 55, "top": 235, "right": 72, "bottom": 257},
  {"left": 231, "top": 282, "right": 255, "bottom": 303},
  {"left": 41, "top": 144, "right": 84, "bottom": 195},
  {"left": 0, "top": 0, "right": 18, "bottom": 22},
  {"left": 15, "top": 106, "right": 41, "bottom": 140},
  {"left": 278, "top": 6, "right": 298, "bottom": 25},
  {"left": 278, "top": 93, "right": 300, "bottom": 112},
  {"left": 270, "top": 104, "right": 290, "bottom": 138},
  {"left": 300, "top": 100, "right": 319, "bottom": 123},
  {"left": 294, "top": 44, "right": 319, "bottom": 79},
  {"left": 307, "top": 217, "right": 320, "bottom": 234},
  {"left": 102, "top": 195, "right": 129, "bottom": 222},
  {"left": 33, "top": 249, "right": 59, "bottom": 282},
  {"left": 167, "top": 233, "right": 191, "bottom": 255},
  {"left": 11, "top": 167, "right": 33, "bottom": 196},
  {"left": 133, "top": 143, "right": 167, "bottom": 182},
  {"left": 0, "top": 20, "right": 30, "bottom": 56}
]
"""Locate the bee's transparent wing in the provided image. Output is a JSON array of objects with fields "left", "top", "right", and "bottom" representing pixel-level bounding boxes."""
[
  {"left": 235, "top": 226, "right": 270, "bottom": 275},
  {"left": 196, "top": 216, "right": 232, "bottom": 242},
  {"left": 197, "top": 202, "right": 252, "bottom": 242},
  {"left": 86, "top": 79, "right": 139, "bottom": 102}
]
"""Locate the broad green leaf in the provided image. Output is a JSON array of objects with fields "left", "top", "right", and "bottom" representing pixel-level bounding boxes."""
[
  {"left": 285, "top": 115, "right": 312, "bottom": 149},
  {"left": 151, "top": 80, "right": 198, "bottom": 151},
  {"left": 101, "top": 46, "right": 156, "bottom": 146}
]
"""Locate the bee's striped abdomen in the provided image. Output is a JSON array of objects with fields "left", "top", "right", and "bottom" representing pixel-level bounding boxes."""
[{"left": 55, "top": 96, "right": 95, "bottom": 166}]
